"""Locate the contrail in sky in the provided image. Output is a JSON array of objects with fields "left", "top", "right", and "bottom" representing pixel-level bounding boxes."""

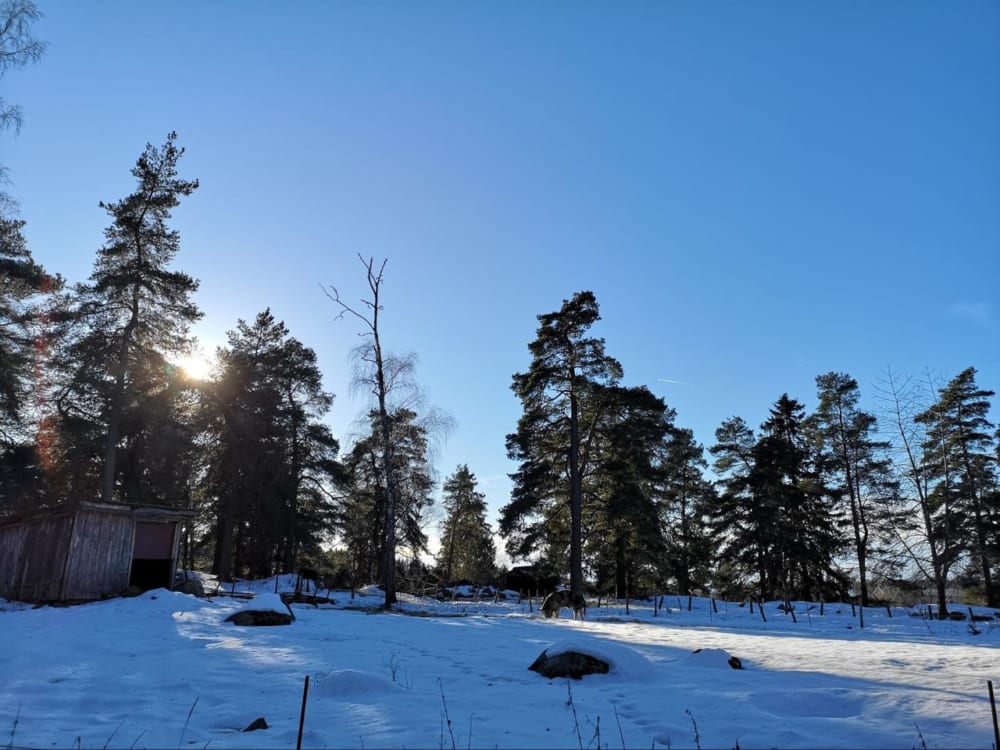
[{"left": 657, "top": 378, "right": 687, "bottom": 386}]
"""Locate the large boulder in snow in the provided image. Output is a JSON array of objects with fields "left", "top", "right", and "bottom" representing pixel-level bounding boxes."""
[
  {"left": 528, "top": 639, "right": 657, "bottom": 681},
  {"left": 176, "top": 579, "right": 205, "bottom": 597},
  {"left": 225, "top": 593, "right": 294, "bottom": 626},
  {"left": 529, "top": 649, "right": 609, "bottom": 679}
]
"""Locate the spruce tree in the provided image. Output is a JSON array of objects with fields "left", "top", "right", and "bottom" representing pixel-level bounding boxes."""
[
  {"left": 754, "top": 394, "right": 846, "bottom": 601},
  {"left": 710, "top": 397, "right": 848, "bottom": 603},
  {"left": 659, "top": 427, "right": 716, "bottom": 595},
  {"left": 437, "top": 465, "right": 495, "bottom": 584},
  {"left": 199, "top": 310, "right": 340, "bottom": 580},
  {"left": 584, "top": 385, "right": 671, "bottom": 598},
  {"left": 709, "top": 416, "right": 773, "bottom": 601}
]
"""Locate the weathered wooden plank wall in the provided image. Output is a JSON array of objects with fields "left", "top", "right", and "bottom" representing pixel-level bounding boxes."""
[
  {"left": 0, "top": 512, "right": 74, "bottom": 601},
  {"left": 63, "top": 509, "right": 134, "bottom": 600}
]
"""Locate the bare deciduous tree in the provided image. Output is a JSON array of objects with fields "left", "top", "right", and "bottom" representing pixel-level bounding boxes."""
[
  {"left": 0, "top": 0, "right": 45, "bottom": 210},
  {"left": 874, "top": 367, "right": 955, "bottom": 617},
  {"left": 325, "top": 257, "right": 398, "bottom": 606},
  {"left": 0, "top": 0, "right": 44, "bottom": 130},
  {"left": 326, "top": 256, "right": 459, "bottom": 608}
]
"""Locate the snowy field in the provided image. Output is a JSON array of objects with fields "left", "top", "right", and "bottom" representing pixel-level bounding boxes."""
[{"left": 2, "top": 580, "right": 999, "bottom": 749}]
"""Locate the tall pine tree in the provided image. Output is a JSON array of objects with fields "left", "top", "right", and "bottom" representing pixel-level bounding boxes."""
[
  {"left": 75, "top": 133, "right": 201, "bottom": 504},
  {"left": 40, "top": 134, "right": 201, "bottom": 508},
  {"left": 501, "top": 291, "right": 622, "bottom": 598},
  {"left": 811, "top": 373, "right": 900, "bottom": 606},
  {"left": 916, "top": 367, "right": 997, "bottom": 605}
]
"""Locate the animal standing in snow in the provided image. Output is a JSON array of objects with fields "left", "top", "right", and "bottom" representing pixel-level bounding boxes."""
[{"left": 541, "top": 589, "right": 587, "bottom": 620}]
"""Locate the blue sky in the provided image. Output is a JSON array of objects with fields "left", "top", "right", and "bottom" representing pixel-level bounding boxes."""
[{"left": 5, "top": 1, "right": 998, "bottom": 542}]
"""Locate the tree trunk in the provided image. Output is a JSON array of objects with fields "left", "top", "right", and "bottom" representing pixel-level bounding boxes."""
[
  {"left": 959, "top": 442, "right": 996, "bottom": 606},
  {"left": 972, "top": 503, "right": 995, "bottom": 606},
  {"left": 917, "top": 497, "right": 950, "bottom": 617},
  {"left": 283, "top": 406, "right": 303, "bottom": 574},
  {"left": 213, "top": 503, "right": 235, "bottom": 581},
  {"left": 568, "top": 387, "right": 583, "bottom": 599},
  {"left": 444, "top": 516, "right": 458, "bottom": 584},
  {"left": 373, "top": 333, "right": 398, "bottom": 607},
  {"left": 678, "top": 497, "right": 691, "bottom": 595},
  {"left": 100, "top": 302, "right": 139, "bottom": 504},
  {"left": 838, "top": 406, "right": 870, "bottom": 607},
  {"left": 614, "top": 534, "right": 627, "bottom": 599}
]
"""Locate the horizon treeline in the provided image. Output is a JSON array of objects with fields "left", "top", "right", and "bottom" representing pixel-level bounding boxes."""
[{"left": 2, "top": 135, "right": 998, "bottom": 615}]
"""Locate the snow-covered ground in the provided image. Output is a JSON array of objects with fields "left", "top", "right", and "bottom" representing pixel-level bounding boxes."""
[{"left": 2, "top": 579, "right": 998, "bottom": 749}]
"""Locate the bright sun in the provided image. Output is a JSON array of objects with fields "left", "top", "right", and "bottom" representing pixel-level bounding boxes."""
[{"left": 177, "top": 351, "right": 214, "bottom": 381}]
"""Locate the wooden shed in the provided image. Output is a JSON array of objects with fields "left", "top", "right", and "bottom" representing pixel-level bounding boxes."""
[{"left": 0, "top": 501, "right": 195, "bottom": 603}]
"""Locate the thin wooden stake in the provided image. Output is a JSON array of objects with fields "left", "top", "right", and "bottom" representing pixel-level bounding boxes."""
[
  {"left": 988, "top": 680, "right": 1000, "bottom": 750},
  {"left": 297, "top": 674, "right": 310, "bottom": 750}
]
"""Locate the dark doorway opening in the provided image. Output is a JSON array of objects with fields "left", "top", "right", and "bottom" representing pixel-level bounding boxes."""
[{"left": 129, "top": 522, "right": 176, "bottom": 591}]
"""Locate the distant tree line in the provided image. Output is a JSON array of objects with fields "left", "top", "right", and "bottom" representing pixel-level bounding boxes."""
[
  {"left": 1, "top": 4, "right": 996, "bottom": 613},
  {"left": 500, "top": 292, "right": 998, "bottom": 613}
]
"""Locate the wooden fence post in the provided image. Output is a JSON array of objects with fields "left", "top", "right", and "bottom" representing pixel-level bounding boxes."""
[
  {"left": 297, "top": 674, "right": 310, "bottom": 750},
  {"left": 988, "top": 680, "right": 999, "bottom": 750}
]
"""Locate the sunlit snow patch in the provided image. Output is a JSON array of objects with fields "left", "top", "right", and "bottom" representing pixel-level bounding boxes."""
[
  {"left": 680, "top": 647, "right": 744, "bottom": 669},
  {"left": 312, "top": 668, "right": 403, "bottom": 696}
]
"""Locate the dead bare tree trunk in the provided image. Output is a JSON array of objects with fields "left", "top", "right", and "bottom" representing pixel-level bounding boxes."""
[{"left": 325, "top": 257, "right": 399, "bottom": 608}]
